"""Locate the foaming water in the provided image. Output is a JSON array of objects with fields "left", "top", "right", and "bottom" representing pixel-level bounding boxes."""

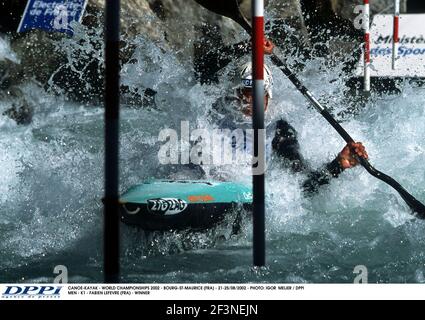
[
  {"left": 1, "top": 25, "right": 425, "bottom": 283},
  {"left": 0, "top": 36, "right": 19, "bottom": 63}
]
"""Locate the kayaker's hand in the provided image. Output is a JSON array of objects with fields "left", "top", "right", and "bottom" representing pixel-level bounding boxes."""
[
  {"left": 264, "top": 39, "right": 274, "bottom": 55},
  {"left": 338, "top": 142, "right": 368, "bottom": 169},
  {"left": 247, "top": 38, "right": 274, "bottom": 54}
]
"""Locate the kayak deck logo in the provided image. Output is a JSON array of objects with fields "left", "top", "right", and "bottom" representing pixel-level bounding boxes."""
[
  {"left": 147, "top": 198, "right": 188, "bottom": 215},
  {"left": 2, "top": 286, "right": 62, "bottom": 299}
]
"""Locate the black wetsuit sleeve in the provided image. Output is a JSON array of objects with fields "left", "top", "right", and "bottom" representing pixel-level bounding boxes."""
[
  {"left": 302, "top": 157, "right": 345, "bottom": 194},
  {"left": 272, "top": 119, "right": 307, "bottom": 172},
  {"left": 271, "top": 119, "right": 345, "bottom": 193}
]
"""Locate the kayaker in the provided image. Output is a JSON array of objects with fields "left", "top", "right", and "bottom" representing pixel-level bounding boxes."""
[{"left": 210, "top": 58, "right": 369, "bottom": 193}]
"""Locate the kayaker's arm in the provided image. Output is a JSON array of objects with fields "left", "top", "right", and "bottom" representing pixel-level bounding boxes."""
[
  {"left": 301, "top": 157, "right": 344, "bottom": 194},
  {"left": 271, "top": 119, "right": 308, "bottom": 173},
  {"left": 302, "top": 142, "right": 368, "bottom": 194},
  {"left": 271, "top": 120, "right": 368, "bottom": 193}
]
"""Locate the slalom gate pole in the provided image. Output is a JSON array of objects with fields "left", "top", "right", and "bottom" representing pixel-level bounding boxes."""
[
  {"left": 364, "top": 0, "right": 371, "bottom": 92},
  {"left": 392, "top": 0, "right": 400, "bottom": 70},
  {"left": 104, "top": 0, "right": 121, "bottom": 283},
  {"left": 252, "top": 0, "right": 266, "bottom": 267}
]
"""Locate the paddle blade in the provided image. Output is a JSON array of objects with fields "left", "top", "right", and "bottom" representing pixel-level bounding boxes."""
[
  {"left": 358, "top": 158, "right": 425, "bottom": 219},
  {"left": 404, "top": 194, "right": 425, "bottom": 219},
  {"left": 194, "top": 0, "right": 239, "bottom": 18},
  {"left": 194, "top": 0, "right": 253, "bottom": 33}
]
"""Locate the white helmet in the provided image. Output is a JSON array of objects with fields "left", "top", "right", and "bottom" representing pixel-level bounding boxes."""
[{"left": 236, "top": 62, "right": 273, "bottom": 99}]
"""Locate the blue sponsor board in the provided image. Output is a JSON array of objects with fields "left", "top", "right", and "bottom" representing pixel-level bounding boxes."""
[
  {"left": 372, "top": 46, "right": 425, "bottom": 57},
  {"left": 17, "top": 0, "right": 88, "bottom": 36}
]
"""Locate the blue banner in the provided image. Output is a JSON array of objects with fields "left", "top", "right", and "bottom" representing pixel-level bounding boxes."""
[{"left": 17, "top": 0, "right": 88, "bottom": 36}]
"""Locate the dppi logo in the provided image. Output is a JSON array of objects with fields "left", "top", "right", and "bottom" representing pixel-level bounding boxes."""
[
  {"left": 2, "top": 286, "right": 62, "bottom": 299},
  {"left": 147, "top": 198, "right": 188, "bottom": 215}
]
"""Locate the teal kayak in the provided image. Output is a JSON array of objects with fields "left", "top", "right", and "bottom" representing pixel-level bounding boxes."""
[{"left": 120, "top": 180, "right": 253, "bottom": 231}]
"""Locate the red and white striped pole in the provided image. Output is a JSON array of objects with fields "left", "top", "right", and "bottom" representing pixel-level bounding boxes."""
[
  {"left": 392, "top": 0, "right": 400, "bottom": 70},
  {"left": 252, "top": 0, "right": 266, "bottom": 267},
  {"left": 364, "top": 0, "right": 371, "bottom": 92}
]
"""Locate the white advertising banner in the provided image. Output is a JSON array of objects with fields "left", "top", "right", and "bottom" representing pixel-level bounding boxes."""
[{"left": 356, "top": 14, "right": 425, "bottom": 77}]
